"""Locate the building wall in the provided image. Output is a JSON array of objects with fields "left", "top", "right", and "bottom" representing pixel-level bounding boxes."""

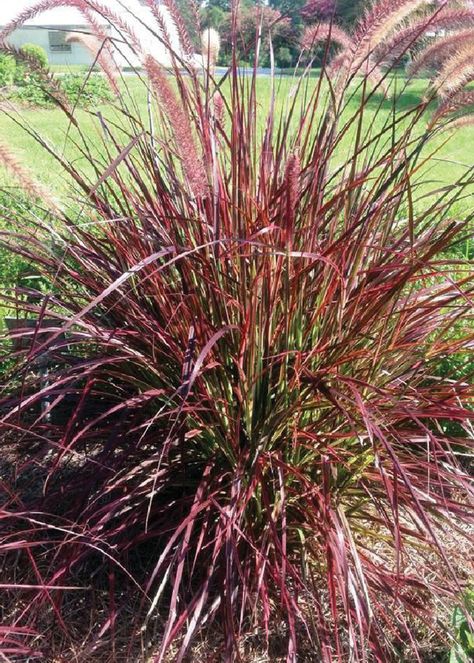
[{"left": 8, "top": 26, "right": 95, "bottom": 67}]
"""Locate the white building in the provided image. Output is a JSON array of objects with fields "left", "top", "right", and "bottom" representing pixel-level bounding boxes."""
[{"left": 0, "top": 0, "right": 189, "bottom": 69}]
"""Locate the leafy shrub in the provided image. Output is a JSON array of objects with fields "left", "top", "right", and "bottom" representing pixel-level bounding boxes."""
[
  {"left": 0, "top": 41, "right": 111, "bottom": 107},
  {"left": 11, "top": 81, "right": 51, "bottom": 105},
  {"left": 11, "top": 43, "right": 49, "bottom": 103},
  {"left": 19, "top": 43, "right": 48, "bottom": 69},
  {"left": 59, "top": 72, "right": 113, "bottom": 105},
  {"left": 0, "top": 52, "right": 16, "bottom": 87},
  {"left": 4, "top": 70, "right": 112, "bottom": 107},
  {"left": 275, "top": 46, "right": 293, "bottom": 68},
  {"left": 0, "top": 2, "right": 473, "bottom": 662}
]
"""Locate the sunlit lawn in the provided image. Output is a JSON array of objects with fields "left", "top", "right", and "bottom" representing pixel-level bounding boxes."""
[
  {"left": 1, "top": 72, "right": 473, "bottom": 328},
  {"left": 1, "top": 73, "right": 474, "bottom": 212}
]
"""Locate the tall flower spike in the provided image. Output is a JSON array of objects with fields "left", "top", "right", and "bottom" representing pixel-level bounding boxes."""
[
  {"left": 283, "top": 153, "right": 300, "bottom": 245},
  {"left": 161, "top": 0, "right": 195, "bottom": 59},
  {"left": 144, "top": 55, "right": 207, "bottom": 198}
]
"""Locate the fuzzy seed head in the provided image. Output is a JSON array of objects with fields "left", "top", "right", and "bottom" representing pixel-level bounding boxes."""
[
  {"left": 201, "top": 28, "right": 221, "bottom": 67},
  {"left": 0, "top": 142, "right": 59, "bottom": 212}
]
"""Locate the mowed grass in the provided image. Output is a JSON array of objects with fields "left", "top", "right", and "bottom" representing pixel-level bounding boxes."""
[{"left": 1, "top": 72, "right": 473, "bottom": 211}]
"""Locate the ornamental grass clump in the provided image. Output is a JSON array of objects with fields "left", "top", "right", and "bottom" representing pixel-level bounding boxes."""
[{"left": 0, "top": 1, "right": 473, "bottom": 661}]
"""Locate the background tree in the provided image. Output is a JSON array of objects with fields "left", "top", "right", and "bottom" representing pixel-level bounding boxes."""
[
  {"left": 219, "top": 5, "right": 292, "bottom": 67},
  {"left": 203, "top": 0, "right": 230, "bottom": 10},
  {"left": 200, "top": 4, "right": 227, "bottom": 30},
  {"left": 201, "top": 0, "right": 366, "bottom": 65},
  {"left": 335, "top": 0, "right": 365, "bottom": 27}
]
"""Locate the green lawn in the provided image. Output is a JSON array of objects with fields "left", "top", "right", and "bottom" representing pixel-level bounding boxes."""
[
  {"left": 1, "top": 74, "right": 473, "bottom": 194},
  {"left": 1, "top": 73, "right": 473, "bottom": 320}
]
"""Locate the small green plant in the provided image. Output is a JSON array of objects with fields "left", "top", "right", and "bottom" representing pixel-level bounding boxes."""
[
  {"left": 0, "top": 52, "right": 16, "bottom": 87},
  {"left": 59, "top": 72, "right": 113, "bottom": 105},
  {"left": 0, "top": 192, "right": 35, "bottom": 291},
  {"left": 12, "top": 81, "right": 50, "bottom": 105},
  {"left": 13, "top": 44, "right": 48, "bottom": 93},
  {"left": 19, "top": 43, "right": 48, "bottom": 69},
  {"left": 275, "top": 46, "right": 293, "bottom": 68},
  {"left": 450, "top": 590, "right": 474, "bottom": 663}
]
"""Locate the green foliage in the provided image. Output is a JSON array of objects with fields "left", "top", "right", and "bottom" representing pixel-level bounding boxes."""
[
  {"left": 205, "top": 0, "right": 232, "bottom": 9},
  {"left": 1, "top": 42, "right": 111, "bottom": 107},
  {"left": 19, "top": 43, "right": 48, "bottom": 68},
  {"left": 201, "top": 4, "right": 226, "bottom": 30},
  {"left": 3, "top": 69, "right": 112, "bottom": 107},
  {"left": 0, "top": 192, "right": 34, "bottom": 290},
  {"left": 12, "top": 81, "right": 50, "bottom": 105},
  {"left": 335, "top": 0, "right": 365, "bottom": 27},
  {"left": 203, "top": 0, "right": 366, "bottom": 66},
  {"left": 269, "top": 0, "right": 306, "bottom": 27},
  {"left": 0, "top": 53, "right": 16, "bottom": 87},
  {"left": 450, "top": 591, "right": 474, "bottom": 663},
  {"left": 13, "top": 44, "right": 48, "bottom": 91},
  {"left": 59, "top": 73, "right": 113, "bottom": 106},
  {"left": 219, "top": 6, "right": 292, "bottom": 66},
  {"left": 275, "top": 46, "right": 293, "bottom": 68}
]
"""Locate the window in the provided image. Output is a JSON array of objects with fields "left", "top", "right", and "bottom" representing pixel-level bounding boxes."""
[{"left": 48, "top": 31, "right": 72, "bottom": 53}]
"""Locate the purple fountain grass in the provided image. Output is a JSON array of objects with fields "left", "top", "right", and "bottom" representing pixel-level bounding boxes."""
[
  {"left": 301, "top": 0, "right": 474, "bottom": 127},
  {"left": 0, "top": 1, "right": 473, "bottom": 662},
  {"left": 301, "top": 22, "right": 355, "bottom": 52},
  {"left": 144, "top": 54, "right": 207, "bottom": 198},
  {"left": 432, "top": 44, "right": 474, "bottom": 97},
  {"left": 408, "top": 29, "right": 474, "bottom": 78},
  {"left": 159, "top": 0, "right": 195, "bottom": 58}
]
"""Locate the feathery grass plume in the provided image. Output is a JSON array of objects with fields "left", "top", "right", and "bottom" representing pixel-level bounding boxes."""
[
  {"left": 432, "top": 43, "right": 474, "bottom": 99},
  {"left": 301, "top": 22, "right": 354, "bottom": 52},
  {"left": 143, "top": 0, "right": 197, "bottom": 69},
  {"left": 214, "top": 91, "right": 225, "bottom": 125},
  {"left": 348, "top": 0, "right": 435, "bottom": 82},
  {"left": 1, "top": 1, "right": 474, "bottom": 661},
  {"left": 355, "top": 0, "right": 434, "bottom": 48},
  {"left": 0, "top": 0, "right": 142, "bottom": 56},
  {"left": 282, "top": 152, "right": 300, "bottom": 245},
  {"left": 65, "top": 32, "right": 120, "bottom": 94},
  {"left": 429, "top": 88, "right": 474, "bottom": 127},
  {"left": 409, "top": 29, "right": 474, "bottom": 78},
  {"left": 315, "top": 1, "right": 433, "bottom": 97},
  {"left": 378, "top": 6, "right": 474, "bottom": 65},
  {"left": 438, "top": 113, "right": 474, "bottom": 130},
  {"left": 201, "top": 28, "right": 221, "bottom": 68},
  {"left": 0, "top": 142, "right": 58, "bottom": 211},
  {"left": 143, "top": 55, "right": 207, "bottom": 197},
  {"left": 160, "top": 0, "right": 195, "bottom": 58}
]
